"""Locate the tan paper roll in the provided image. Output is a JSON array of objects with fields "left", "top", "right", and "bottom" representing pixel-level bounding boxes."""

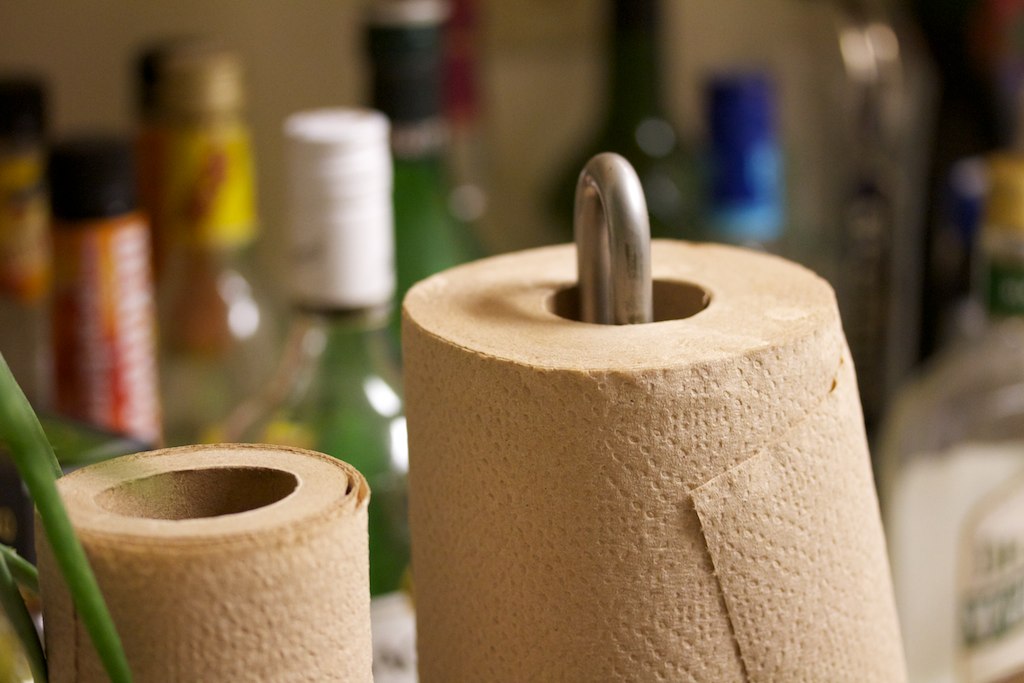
[
  {"left": 36, "top": 443, "right": 371, "bottom": 682},
  {"left": 403, "top": 240, "right": 906, "bottom": 681}
]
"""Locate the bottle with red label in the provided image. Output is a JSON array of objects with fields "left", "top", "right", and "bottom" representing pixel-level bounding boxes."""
[
  {"left": 48, "top": 136, "right": 162, "bottom": 445},
  {"left": 0, "top": 77, "right": 51, "bottom": 407}
]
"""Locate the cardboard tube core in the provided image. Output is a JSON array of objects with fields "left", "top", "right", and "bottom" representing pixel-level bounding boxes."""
[
  {"left": 548, "top": 278, "right": 711, "bottom": 323},
  {"left": 95, "top": 467, "right": 299, "bottom": 520}
]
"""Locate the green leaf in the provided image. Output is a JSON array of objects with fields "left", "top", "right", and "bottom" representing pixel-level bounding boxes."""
[
  {"left": 0, "top": 546, "right": 38, "bottom": 596},
  {"left": 0, "top": 354, "right": 131, "bottom": 682},
  {"left": 0, "top": 549, "right": 45, "bottom": 682}
]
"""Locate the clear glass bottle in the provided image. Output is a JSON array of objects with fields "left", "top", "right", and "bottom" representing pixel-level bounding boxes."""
[
  {"left": 879, "top": 153, "right": 1024, "bottom": 683},
  {"left": 546, "top": 0, "right": 699, "bottom": 243},
  {"left": 366, "top": 0, "right": 483, "bottom": 307},
  {"left": 152, "top": 44, "right": 280, "bottom": 445},
  {"left": 221, "top": 109, "right": 414, "bottom": 682},
  {"left": 0, "top": 78, "right": 50, "bottom": 409},
  {"left": 709, "top": 0, "right": 934, "bottom": 430},
  {"left": 819, "top": 0, "right": 935, "bottom": 431}
]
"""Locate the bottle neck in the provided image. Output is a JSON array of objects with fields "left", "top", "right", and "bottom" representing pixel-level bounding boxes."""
[
  {"left": 391, "top": 117, "right": 447, "bottom": 160},
  {"left": 159, "top": 113, "right": 259, "bottom": 250},
  {"left": 369, "top": 23, "right": 444, "bottom": 146},
  {"left": 606, "top": 0, "right": 662, "bottom": 131},
  {"left": 288, "top": 305, "right": 394, "bottom": 370}
]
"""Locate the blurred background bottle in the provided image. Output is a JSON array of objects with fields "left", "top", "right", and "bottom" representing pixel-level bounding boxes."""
[
  {"left": 835, "top": 0, "right": 929, "bottom": 432},
  {"left": 0, "top": 77, "right": 51, "bottom": 409},
  {"left": 135, "top": 44, "right": 166, "bottom": 274},
  {"left": 702, "top": 71, "right": 783, "bottom": 251},
  {"left": 443, "top": 0, "right": 491, "bottom": 247},
  {"left": 366, "top": 0, "right": 482, "bottom": 309},
  {"left": 756, "top": 0, "right": 936, "bottom": 433},
  {"left": 222, "top": 108, "right": 413, "bottom": 682},
  {"left": 48, "top": 136, "right": 162, "bottom": 445},
  {"left": 879, "top": 153, "right": 1024, "bottom": 683},
  {"left": 151, "top": 43, "right": 280, "bottom": 445},
  {"left": 930, "top": 157, "right": 990, "bottom": 349},
  {"left": 546, "top": 0, "right": 698, "bottom": 243},
  {"left": 135, "top": 38, "right": 203, "bottom": 276}
]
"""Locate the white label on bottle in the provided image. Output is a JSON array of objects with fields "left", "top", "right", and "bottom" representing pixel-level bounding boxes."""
[
  {"left": 887, "top": 443, "right": 1024, "bottom": 683},
  {"left": 960, "top": 471, "right": 1024, "bottom": 683},
  {"left": 371, "top": 591, "right": 417, "bottom": 683}
]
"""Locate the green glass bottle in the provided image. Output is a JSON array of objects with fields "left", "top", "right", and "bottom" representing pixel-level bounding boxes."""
[
  {"left": 225, "top": 308, "right": 407, "bottom": 595},
  {"left": 221, "top": 108, "right": 414, "bottom": 680},
  {"left": 547, "top": 0, "right": 698, "bottom": 242},
  {"left": 366, "top": 0, "right": 482, "bottom": 305}
]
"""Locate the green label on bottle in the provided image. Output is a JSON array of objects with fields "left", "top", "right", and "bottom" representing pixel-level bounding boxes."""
[
  {"left": 959, "top": 471, "right": 1024, "bottom": 682},
  {"left": 987, "top": 261, "right": 1024, "bottom": 317}
]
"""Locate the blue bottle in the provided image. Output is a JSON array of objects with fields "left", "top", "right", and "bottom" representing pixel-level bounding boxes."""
[{"left": 704, "top": 72, "right": 783, "bottom": 250}]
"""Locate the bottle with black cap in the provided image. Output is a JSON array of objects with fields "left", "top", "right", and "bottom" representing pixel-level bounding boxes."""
[
  {"left": 0, "top": 77, "right": 51, "bottom": 407},
  {"left": 545, "top": 0, "right": 698, "bottom": 243},
  {"left": 49, "top": 136, "right": 162, "bottom": 446},
  {"left": 366, "top": 0, "right": 482, "bottom": 311}
]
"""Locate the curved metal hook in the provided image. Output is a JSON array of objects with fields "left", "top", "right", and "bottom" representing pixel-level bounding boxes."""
[{"left": 574, "top": 153, "right": 653, "bottom": 325}]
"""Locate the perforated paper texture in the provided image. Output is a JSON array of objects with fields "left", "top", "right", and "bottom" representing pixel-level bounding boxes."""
[{"left": 402, "top": 241, "right": 906, "bottom": 682}]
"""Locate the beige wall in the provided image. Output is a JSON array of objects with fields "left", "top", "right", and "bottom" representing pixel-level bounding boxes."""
[{"left": 0, "top": 1, "right": 820, "bottom": 278}]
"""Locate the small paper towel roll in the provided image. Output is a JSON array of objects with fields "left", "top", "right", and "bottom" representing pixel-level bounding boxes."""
[
  {"left": 36, "top": 443, "right": 371, "bottom": 682},
  {"left": 403, "top": 240, "right": 906, "bottom": 682}
]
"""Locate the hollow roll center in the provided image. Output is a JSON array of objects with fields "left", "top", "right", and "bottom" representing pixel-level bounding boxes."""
[
  {"left": 95, "top": 467, "right": 299, "bottom": 520},
  {"left": 548, "top": 279, "right": 711, "bottom": 323}
]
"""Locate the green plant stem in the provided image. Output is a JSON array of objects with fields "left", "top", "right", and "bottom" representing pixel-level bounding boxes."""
[
  {"left": 0, "top": 354, "right": 132, "bottom": 682},
  {"left": 0, "top": 548, "right": 45, "bottom": 682},
  {"left": 0, "top": 546, "right": 38, "bottom": 596}
]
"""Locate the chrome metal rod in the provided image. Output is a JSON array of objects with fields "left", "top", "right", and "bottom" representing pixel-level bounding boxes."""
[{"left": 574, "top": 153, "right": 653, "bottom": 325}]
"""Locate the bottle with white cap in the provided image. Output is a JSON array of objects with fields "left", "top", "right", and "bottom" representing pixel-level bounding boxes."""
[{"left": 221, "top": 108, "right": 414, "bottom": 681}]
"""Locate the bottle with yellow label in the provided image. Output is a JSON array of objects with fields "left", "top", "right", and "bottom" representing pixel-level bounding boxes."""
[
  {"left": 152, "top": 44, "right": 280, "bottom": 445},
  {"left": 221, "top": 109, "right": 413, "bottom": 682},
  {"left": 0, "top": 77, "right": 51, "bottom": 408}
]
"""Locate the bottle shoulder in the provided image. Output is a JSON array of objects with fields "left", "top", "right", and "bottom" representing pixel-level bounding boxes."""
[
  {"left": 881, "top": 320, "right": 1024, "bottom": 456},
  {"left": 157, "top": 246, "right": 281, "bottom": 352},
  {"left": 223, "top": 315, "right": 404, "bottom": 467},
  {"left": 547, "top": 119, "right": 699, "bottom": 242}
]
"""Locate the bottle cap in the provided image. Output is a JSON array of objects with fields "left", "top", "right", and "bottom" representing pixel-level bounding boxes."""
[
  {"left": 984, "top": 153, "right": 1024, "bottom": 236},
  {"left": 48, "top": 135, "right": 137, "bottom": 221},
  {"left": 157, "top": 43, "right": 245, "bottom": 121},
  {"left": 285, "top": 108, "right": 395, "bottom": 309},
  {"left": 946, "top": 157, "right": 987, "bottom": 248},
  {"left": 135, "top": 37, "right": 211, "bottom": 121},
  {"left": 708, "top": 72, "right": 776, "bottom": 156},
  {"left": 367, "top": 0, "right": 450, "bottom": 26},
  {"left": 0, "top": 77, "right": 46, "bottom": 143},
  {"left": 613, "top": 0, "right": 656, "bottom": 31},
  {"left": 366, "top": 0, "right": 447, "bottom": 124}
]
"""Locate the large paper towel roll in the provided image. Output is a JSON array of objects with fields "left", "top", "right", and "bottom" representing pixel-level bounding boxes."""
[
  {"left": 36, "top": 443, "right": 371, "bottom": 682},
  {"left": 403, "top": 240, "right": 906, "bottom": 681}
]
